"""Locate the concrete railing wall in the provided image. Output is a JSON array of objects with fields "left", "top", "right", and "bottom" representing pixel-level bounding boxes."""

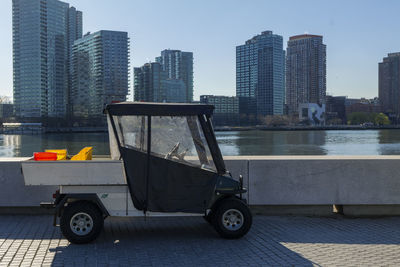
[
  {"left": 225, "top": 156, "right": 400, "bottom": 205},
  {"left": 2, "top": 156, "right": 400, "bottom": 215}
]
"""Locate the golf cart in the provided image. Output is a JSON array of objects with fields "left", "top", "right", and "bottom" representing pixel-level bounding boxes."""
[{"left": 22, "top": 102, "right": 252, "bottom": 244}]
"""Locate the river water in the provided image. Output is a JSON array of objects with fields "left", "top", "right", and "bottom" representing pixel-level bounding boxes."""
[{"left": 2, "top": 129, "right": 400, "bottom": 157}]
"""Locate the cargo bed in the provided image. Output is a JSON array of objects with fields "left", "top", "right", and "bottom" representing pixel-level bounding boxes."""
[{"left": 22, "top": 159, "right": 126, "bottom": 186}]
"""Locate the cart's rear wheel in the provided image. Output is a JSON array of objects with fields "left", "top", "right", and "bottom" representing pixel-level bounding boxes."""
[
  {"left": 213, "top": 198, "right": 252, "bottom": 239},
  {"left": 60, "top": 201, "right": 104, "bottom": 244}
]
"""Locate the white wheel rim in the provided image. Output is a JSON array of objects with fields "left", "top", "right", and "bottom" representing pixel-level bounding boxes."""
[
  {"left": 70, "top": 212, "right": 94, "bottom": 236},
  {"left": 222, "top": 209, "right": 244, "bottom": 231}
]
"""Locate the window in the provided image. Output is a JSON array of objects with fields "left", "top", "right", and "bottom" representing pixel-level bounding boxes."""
[
  {"left": 113, "top": 115, "right": 216, "bottom": 172},
  {"left": 114, "top": 115, "right": 148, "bottom": 151},
  {"left": 151, "top": 116, "right": 216, "bottom": 172}
]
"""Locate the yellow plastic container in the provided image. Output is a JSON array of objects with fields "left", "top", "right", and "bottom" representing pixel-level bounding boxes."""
[
  {"left": 45, "top": 149, "right": 67, "bottom": 161},
  {"left": 71, "top": 147, "right": 93, "bottom": 161}
]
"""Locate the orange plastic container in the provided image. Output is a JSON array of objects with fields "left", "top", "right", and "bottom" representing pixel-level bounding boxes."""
[{"left": 34, "top": 152, "right": 57, "bottom": 161}]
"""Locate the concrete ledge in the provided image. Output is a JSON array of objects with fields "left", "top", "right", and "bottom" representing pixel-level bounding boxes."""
[
  {"left": 0, "top": 205, "right": 335, "bottom": 216},
  {"left": 0, "top": 207, "right": 54, "bottom": 215},
  {"left": 226, "top": 156, "right": 400, "bottom": 206},
  {"left": 342, "top": 205, "right": 400, "bottom": 217},
  {"left": 4, "top": 205, "right": 400, "bottom": 217},
  {"left": 250, "top": 205, "right": 335, "bottom": 216}
]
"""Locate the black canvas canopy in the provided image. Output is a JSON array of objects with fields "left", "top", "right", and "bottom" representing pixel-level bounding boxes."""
[
  {"left": 106, "top": 102, "right": 227, "bottom": 214},
  {"left": 105, "top": 102, "right": 214, "bottom": 116}
]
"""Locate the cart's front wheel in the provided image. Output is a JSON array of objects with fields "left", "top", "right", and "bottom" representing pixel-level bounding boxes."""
[
  {"left": 213, "top": 198, "right": 252, "bottom": 239},
  {"left": 60, "top": 201, "right": 104, "bottom": 244}
]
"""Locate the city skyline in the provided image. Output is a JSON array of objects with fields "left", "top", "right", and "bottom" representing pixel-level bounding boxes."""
[{"left": 2, "top": 0, "right": 400, "bottom": 100}]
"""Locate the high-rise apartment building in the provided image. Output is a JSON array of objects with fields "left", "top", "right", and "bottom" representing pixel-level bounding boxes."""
[
  {"left": 134, "top": 63, "right": 165, "bottom": 102},
  {"left": 286, "top": 34, "right": 326, "bottom": 115},
  {"left": 71, "top": 31, "right": 129, "bottom": 121},
  {"left": 161, "top": 79, "right": 187, "bottom": 103},
  {"left": 12, "top": 0, "right": 82, "bottom": 118},
  {"left": 134, "top": 62, "right": 187, "bottom": 103},
  {"left": 156, "top": 49, "right": 194, "bottom": 102},
  {"left": 236, "top": 31, "right": 285, "bottom": 116},
  {"left": 379, "top": 53, "right": 400, "bottom": 117},
  {"left": 66, "top": 6, "right": 83, "bottom": 116}
]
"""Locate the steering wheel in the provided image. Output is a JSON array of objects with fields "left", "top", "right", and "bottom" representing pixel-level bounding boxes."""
[
  {"left": 165, "top": 142, "right": 187, "bottom": 161},
  {"left": 165, "top": 142, "right": 180, "bottom": 159}
]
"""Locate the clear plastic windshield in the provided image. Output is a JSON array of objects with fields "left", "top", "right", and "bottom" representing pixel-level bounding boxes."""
[{"left": 113, "top": 115, "right": 216, "bottom": 172}]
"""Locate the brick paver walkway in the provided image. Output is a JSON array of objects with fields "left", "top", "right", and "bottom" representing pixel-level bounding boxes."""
[{"left": 1, "top": 215, "right": 400, "bottom": 266}]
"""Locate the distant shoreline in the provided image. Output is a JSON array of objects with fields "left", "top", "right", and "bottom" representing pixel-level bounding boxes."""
[
  {"left": 214, "top": 125, "right": 400, "bottom": 132},
  {"left": 2, "top": 125, "right": 400, "bottom": 134},
  {"left": 48, "top": 125, "right": 400, "bottom": 133}
]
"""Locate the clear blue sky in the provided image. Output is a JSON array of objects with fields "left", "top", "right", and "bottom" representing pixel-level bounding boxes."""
[{"left": 1, "top": 0, "right": 400, "bottom": 101}]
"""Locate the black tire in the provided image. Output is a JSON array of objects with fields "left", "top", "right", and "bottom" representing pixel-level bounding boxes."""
[
  {"left": 60, "top": 201, "right": 104, "bottom": 244},
  {"left": 212, "top": 198, "right": 252, "bottom": 239}
]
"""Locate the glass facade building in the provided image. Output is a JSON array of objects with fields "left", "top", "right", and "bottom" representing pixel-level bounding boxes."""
[
  {"left": 156, "top": 50, "right": 194, "bottom": 102},
  {"left": 12, "top": 0, "right": 82, "bottom": 118},
  {"left": 134, "top": 62, "right": 187, "bottom": 103},
  {"left": 161, "top": 79, "right": 187, "bottom": 103},
  {"left": 71, "top": 31, "right": 129, "bottom": 122},
  {"left": 286, "top": 34, "right": 326, "bottom": 115},
  {"left": 236, "top": 31, "right": 285, "bottom": 116},
  {"left": 134, "top": 63, "right": 165, "bottom": 102}
]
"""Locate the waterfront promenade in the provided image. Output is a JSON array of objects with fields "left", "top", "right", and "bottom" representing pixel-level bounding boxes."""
[{"left": 1, "top": 215, "right": 400, "bottom": 266}]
